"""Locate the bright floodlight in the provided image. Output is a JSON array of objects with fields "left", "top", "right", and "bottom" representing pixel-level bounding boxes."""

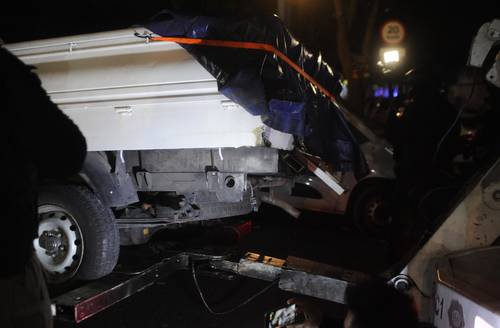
[{"left": 383, "top": 50, "right": 400, "bottom": 64}]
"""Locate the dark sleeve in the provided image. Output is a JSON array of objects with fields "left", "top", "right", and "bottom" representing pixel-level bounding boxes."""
[
  {"left": 2, "top": 48, "right": 87, "bottom": 179},
  {"left": 319, "top": 316, "right": 344, "bottom": 328}
]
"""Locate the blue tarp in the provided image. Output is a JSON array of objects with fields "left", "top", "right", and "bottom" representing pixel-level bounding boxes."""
[{"left": 145, "top": 11, "right": 368, "bottom": 177}]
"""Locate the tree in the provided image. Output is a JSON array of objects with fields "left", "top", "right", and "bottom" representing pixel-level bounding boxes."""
[{"left": 332, "top": 0, "right": 380, "bottom": 113}]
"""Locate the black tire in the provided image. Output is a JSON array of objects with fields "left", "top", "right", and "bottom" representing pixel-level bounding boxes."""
[
  {"left": 348, "top": 179, "right": 395, "bottom": 236},
  {"left": 37, "top": 185, "right": 119, "bottom": 282}
]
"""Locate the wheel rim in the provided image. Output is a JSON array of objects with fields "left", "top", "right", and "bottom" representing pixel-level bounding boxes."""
[
  {"left": 365, "top": 198, "right": 392, "bottom": 228},
  {"left": 34, "top": 204, "right": 84, "bottom": 283}
]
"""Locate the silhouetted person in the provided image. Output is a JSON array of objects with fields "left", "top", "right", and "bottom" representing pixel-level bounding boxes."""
[
  {"left": 385, "top": 67, "right": 463, "bottom": 262},
  {"left": 0, "top": 46, "right": 86, "bottom": 327},
  {"left": 342, "top": 280, "right": 419, "bottom": 328},
  {"left": 447, "top": 66, "right": 500, "bottom": 169},
  {"left": 285, "top": 279, "right": 419, "bottom": 328},
  {"left": 388, "top": 66, "right": 499, "bottom": 263},
  {"left": 392, "top": 67, "right": 459, "bottom": 203}
]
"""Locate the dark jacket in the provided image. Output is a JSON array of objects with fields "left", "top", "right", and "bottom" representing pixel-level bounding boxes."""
[{"left": 0, "top": 47, "right": 87, "bottom": 278}]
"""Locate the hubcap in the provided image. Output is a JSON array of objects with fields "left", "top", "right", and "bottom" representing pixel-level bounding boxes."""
[
  {"left": 366, "top": 199, "right": 392, "bottom": 227},
  {"left": 34, "top": 205, "right": 84, "bottom": 282},
  {"left": 38, "top": 230, "right": 63, "bottom": 254}
]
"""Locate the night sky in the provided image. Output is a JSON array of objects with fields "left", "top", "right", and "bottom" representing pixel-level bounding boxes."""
[
  {"left": 1, "top": 0, "right": 499, "bottom": 77},
  {"left": 388, "top": 1, "right": 500, "bottom": 72}
]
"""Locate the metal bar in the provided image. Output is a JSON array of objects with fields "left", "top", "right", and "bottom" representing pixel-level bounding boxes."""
[
  {"left": 116, "top": 216, "right": 224, "bottom": 229},
  {"left": 53, "top": 252, "right": 369, "bottom": 323},
  {"left": 280, "top": 256, "right": 369, "bottom": 303},
  {"left": 279, "top": 270, "right": 351, "bottom": 304},
  {"left": 7, "top": 33, "right": 139, "bottom": 52},
  {"left": 49, "top": 79, "right": 215, "bottom": 95},
  {"left": 209, "top": 253, "right": 369, "bottom": 303},
  {"left": 53, "top": 254, "right": 188, "bottom": 323}
]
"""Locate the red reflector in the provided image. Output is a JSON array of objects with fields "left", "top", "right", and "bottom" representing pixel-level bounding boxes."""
[{"left": 234, "top": 220, "right": 252, "bottom": 239}]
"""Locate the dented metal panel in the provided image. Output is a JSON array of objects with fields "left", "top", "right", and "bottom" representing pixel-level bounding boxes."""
[{"left": 6, "top": 28, "right": 264, "bottom": 151}]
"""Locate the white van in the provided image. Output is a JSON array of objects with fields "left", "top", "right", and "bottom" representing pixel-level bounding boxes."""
[{"left": 6, "top": 27, "right": 394, "bottom": 283}]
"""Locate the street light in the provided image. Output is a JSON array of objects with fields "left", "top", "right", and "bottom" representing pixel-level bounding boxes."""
[
  {"left": 383, "top": 49, "right": 400, "bottom": 64},
  {"left": 379, "top": 47, "right": 406, "bottom": 69}
]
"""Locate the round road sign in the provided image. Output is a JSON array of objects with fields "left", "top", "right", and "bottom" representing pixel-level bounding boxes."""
[{"left": 381, "top": 20, "right": 405, "bottom": 45}]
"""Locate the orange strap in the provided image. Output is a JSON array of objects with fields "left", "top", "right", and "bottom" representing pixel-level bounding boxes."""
[{"left": 151, "top": 36, "right": 337, "bottom": 102}]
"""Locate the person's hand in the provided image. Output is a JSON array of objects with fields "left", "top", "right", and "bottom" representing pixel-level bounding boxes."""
[{"left": 283, "top": 298, "right": 323, "bottom": 328}]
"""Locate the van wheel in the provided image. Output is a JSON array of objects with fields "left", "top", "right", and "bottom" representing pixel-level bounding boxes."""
[
  {"left": 348, "top": 180, "right": 395, "bottom": 236},
  {"left": 35, "top": 185, "right": 119, "bottom": 283}
]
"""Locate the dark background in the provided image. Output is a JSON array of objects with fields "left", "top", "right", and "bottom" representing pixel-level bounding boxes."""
[{"left": 2, "top": 0, "right": 499, "bottom": 74}]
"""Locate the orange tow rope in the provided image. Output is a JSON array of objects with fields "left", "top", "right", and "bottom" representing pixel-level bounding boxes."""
[{"left": 150, "top": 36, "right": 338, "bottom": 102}]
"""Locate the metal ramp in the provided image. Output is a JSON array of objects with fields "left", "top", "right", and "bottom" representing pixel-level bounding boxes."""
[{"left": 53, "top": 251, "right": 369, "bottom": 323}]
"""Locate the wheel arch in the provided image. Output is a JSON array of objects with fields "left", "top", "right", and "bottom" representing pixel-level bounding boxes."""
[{"left": 78, "top": 151, "right": 138, "bottom": 208}]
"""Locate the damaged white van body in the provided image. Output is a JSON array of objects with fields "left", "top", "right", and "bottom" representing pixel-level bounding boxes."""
[{"left": 6, "top": 27, "right": 393, "bottom": 282}]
